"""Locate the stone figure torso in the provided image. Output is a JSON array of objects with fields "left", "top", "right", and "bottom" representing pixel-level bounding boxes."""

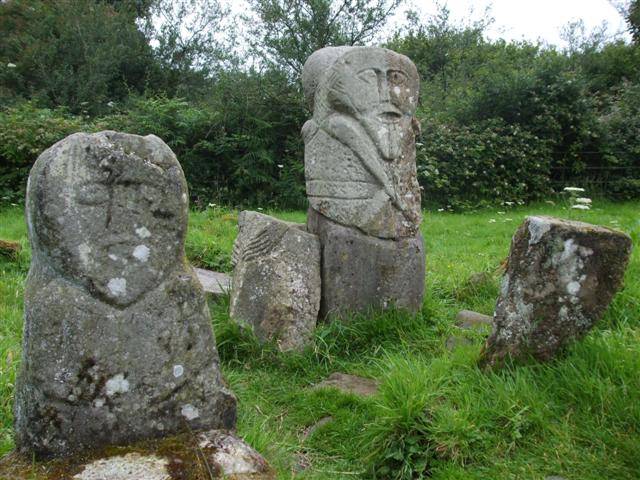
[
  {"left": 302, "top": 47, "right": 422, "bottom": 239},
  {"left": 15, "top": 131, "right": 235, "bottom": 456}
]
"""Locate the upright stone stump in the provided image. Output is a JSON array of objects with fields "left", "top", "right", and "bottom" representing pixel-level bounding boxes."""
[
  {"left": 15, "top": 131, "right": 236, "bottom": 457},
  {"left": 230, "top": 211, "right": 321, "bottom": 351},
  {"left": 480, "top": 216, "right": 632, "bottom": 368},
  {"left": 302, "top": 46, "right": 425, "bottom": 317}
]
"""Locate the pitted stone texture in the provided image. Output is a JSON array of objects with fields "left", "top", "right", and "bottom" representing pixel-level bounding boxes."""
[
  {"left": 480, "top": 216, "right": 632, "bottom": 368},
  {"left": 230, "top": 211, "right": 321, "bottom": 351},
  {"left": 308, "top": 208, "right": 425, "bottom": 318},
  {"left": 73, "top": 453, "right": 170, "bottom": 480},
  {"left": 1, "top": 430, "right": 273, "bottom": 479},
  {"left": 15, "top": 131, "right": 236, "bottom": 457},
  {"left": 302, "top": 46, "right": 422, "bottom": 239}
]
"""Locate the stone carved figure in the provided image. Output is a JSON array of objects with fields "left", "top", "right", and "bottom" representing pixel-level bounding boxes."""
[
  {"left": 15, "top": 131, "right": 236, "bottom": 457},
  {"left": 302, "top": 47, "right": 426, "bottom": 317},
  {"left": 302, "top": 46, "right": 422, "bottom": 239}
]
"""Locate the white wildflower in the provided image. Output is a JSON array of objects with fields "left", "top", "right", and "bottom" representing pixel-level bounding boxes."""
[
  {"left": 107, "top": 101, "right": 115, "bottom": 108},
  {"left": 277, "top": 164, "right": 284, "bottom": 168},
  {"left": 208, "top": 203, "right": 216, "bottom": 207},
  {"left": 571, "top": 204, "right": 590, "bottom": 210},
  {"left": 7, "top": 63, "right": 17, "bottom": 68},
  {"left": 489, "top": 219, "right": 497, "bottom": 223},
  {"left": 437, "top": 208, "right": 445, "bottom": 212},
  {"left": 497, "top": 211, "right": 506, "bottom": 215},
  {"left": 563, "top": 187, "right": 585, "bottom": 193},
  {"left": 575, "top": 197, "right": 591, "bottom": 204}
]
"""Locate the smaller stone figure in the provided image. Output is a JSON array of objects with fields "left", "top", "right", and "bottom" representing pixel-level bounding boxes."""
[
  {"left": 480, "top": 216, "right": 632, "bottom": 368},
  {"left": 15, "top": 131, "right": 236, "bottom": 457}
]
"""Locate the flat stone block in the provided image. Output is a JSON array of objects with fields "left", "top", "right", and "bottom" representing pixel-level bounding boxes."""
[
  {"left": 308, "top": 208, "right": 425, "bottom": 319},
  {"left": 314, "top": 372, "right": 379, "bottom": 397},
  {"left": 195, "top": 267, "right": 231, "bottom": 299}
]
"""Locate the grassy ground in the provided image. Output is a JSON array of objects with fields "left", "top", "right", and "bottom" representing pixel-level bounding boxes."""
[{"left": 0, "top": 201, "right": 639, "bottom": 479}]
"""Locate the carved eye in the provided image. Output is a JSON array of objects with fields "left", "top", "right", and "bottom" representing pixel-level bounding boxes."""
[
  {"left": 357, "top": 69, "right": 377, "bottom": 85},
  {"left": 388, "top": 70, "right": 408, "bottom": 86},
  {"left": 76, "top": 183, "right": 109, "bottom": 205}
]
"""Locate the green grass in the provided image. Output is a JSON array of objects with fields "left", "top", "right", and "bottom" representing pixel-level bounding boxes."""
[{"left": 0, "top": 200, "right": 639, "bottom": 479}]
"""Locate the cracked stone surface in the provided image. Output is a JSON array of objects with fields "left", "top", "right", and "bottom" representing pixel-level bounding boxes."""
[
  {"left": 73, "top": 453, "right": 170, "bottom": 480},
  {"left": 230, "top": 211, "right": 321, "bottom": 351},
  {"left": 14, "top": 131, "right": 236, "bottom": 457},
  {"left": 480, "top": 216, "right": 632, "bottom": 368}
]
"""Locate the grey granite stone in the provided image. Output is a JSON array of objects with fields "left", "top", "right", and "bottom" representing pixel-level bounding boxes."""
[
  {"left": 302, "top": 46, "right": 422, "bottom": 239},
  {"left": 308, "top": 208, "right": 425, "bottom": 318},
  {"left": 230, "top": 211, "right": 321, "bottom": 351},
  {"left": 480, "top": 216, "right": 632, "bottom": 368},
  {"left": 15, "top": 131, "right": 236, "bottom": 457},
  {"left": 195, "top": 267, "right": 230, "bottom": 300},
  {"left": 314, "top": 373, "right": 379, "bottom": 397}
]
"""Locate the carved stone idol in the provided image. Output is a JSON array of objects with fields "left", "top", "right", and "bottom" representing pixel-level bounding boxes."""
[
  {"left": 15, "top": 131, "right": 236, "bottom": 457},
  {"left": 302, "top": 47, "right": 426, "bottom": 317}
]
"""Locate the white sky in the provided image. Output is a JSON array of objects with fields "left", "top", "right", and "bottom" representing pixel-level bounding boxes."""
[{"left": 394, "top": 0, "right": 631, "bottom": 47}]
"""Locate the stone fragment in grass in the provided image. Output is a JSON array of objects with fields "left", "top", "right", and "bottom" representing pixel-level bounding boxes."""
[
  {"left": 314, "top": 372, "right": 379, "bottom": 397},
  {"left": 195, "top": 267, "right": 230, "bottom": 300},
  {"left": 455, "top": 310, "right": 493, "bottom": 329},
  {"left": 308, "top": 207, "right": 425, "bottom": 318},
  {"left": 480, "top": 216, "right": 632, "bottom": 368},
  {"left": 230, "top": 210, "right": 321, "bottom": 351},
  {"left": 14, "top": 131, "right": 236, "bottom": 457}
]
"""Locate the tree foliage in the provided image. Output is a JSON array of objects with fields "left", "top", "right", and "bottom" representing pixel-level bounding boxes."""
[{"left": 246, "top": 0, "right": 402, "bottom": 74}]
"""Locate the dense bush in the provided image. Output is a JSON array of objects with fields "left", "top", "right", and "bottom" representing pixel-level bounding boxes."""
[
  {"left": 418, "top": 119, "right": 552, "bottom": 209},
  {"left": 0, "top": 103, "right": 89, "bottom": 201}
]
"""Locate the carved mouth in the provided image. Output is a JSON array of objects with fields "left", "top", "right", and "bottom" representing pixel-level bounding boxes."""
[{"left": 378, "top": 111, "right": 402, "bottom": 123}]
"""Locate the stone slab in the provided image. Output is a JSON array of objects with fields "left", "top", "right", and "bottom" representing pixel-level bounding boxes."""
[
  {"left": 230, "top": 211, "right": 321, "bottom": 351},
  {"left": 308, "top": 208, "right": 425, "bottom": 318},
  {"left": 195, "top": 267, "right": 231, "bottom": 299},
  {"left": 314, "top": 372, "right": 379, "bottom": 397},
  {"left": 480, "top": 216, "right": 632, "bottom": 367}
]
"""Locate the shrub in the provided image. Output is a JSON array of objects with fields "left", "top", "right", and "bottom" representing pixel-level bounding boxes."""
[{"left": 418, "top": 118, "right": 552, "bottom": 209}]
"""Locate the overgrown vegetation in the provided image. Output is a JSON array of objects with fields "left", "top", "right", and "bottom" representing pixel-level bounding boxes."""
[
  {"left": 1, "top": 202, "right": 638, "bottom": 478},
  {"left": 1, "top": 0, "right": 640, "bottom": 208}
]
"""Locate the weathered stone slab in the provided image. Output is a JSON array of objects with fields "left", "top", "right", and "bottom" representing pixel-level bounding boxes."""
[
  {"left": 480, "top": 216, "right": 632, "bottom": 368},
  {"left": 15, "top": 131, "right": 236, "bottom": 457},
  {"left": 302, "top": 46, "right": 422, "bottom": 240},
  {"left": 314, "top": 372, "right": 379, "bottom": 397},
  {"left": 308, "top": 208, "right": 425, "bottom": 318},
  {"left": 230, "top": 211, "right": 321, "bottom": 351},
  {"left": 455, "top": 310, "right": 493, "bottom": 329},
  {"left": 0, "top": 430, "right": 274, "bottom": 479},
  {"left": 195, "top": 267, "right": 230, "bottom": 299}
]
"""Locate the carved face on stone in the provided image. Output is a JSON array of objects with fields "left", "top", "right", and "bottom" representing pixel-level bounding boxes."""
[
  {"left": 326, "top": 48, "right": 419, "bottom": 160},
  {"left": 28, "top": 132, "right": 188, "bottom": 307}
]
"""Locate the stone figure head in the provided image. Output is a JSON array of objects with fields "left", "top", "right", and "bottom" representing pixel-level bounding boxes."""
[
  {"left": 26, "top": 131, "right": 188, "bottom": 307},
  {"left": 303, "top": 47, "right": 419, "bottom": 160}
]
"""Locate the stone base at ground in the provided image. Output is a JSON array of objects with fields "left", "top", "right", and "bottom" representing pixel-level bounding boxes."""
[
  {"left": 230, "top": 211, "right": 321, "bottom": 351},
  {"left": 307, "top": 208, "right": 425, "bottom": 318},
  {"left": 480, "top": 216, "right": 632, "bottom": 368},
  {"left": 0, "top": 430, "right": 274, "bottom": 480}
]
